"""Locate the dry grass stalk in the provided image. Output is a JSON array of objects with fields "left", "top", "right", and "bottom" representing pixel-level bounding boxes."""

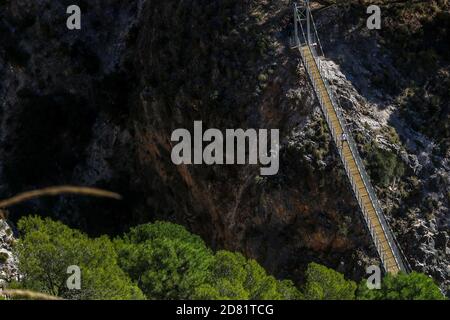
[
  {"left": 0, "top": 186, "right": 122, "bottom": 209},
  {"left": 2, "top": 289, "right": 63, "bottom": 300}
]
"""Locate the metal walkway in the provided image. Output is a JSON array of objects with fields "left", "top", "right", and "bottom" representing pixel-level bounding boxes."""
[{"left": 293, "top": 1, "right": 409, "bottom": 274}]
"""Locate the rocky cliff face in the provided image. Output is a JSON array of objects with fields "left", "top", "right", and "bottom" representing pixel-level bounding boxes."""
[
  {"left": 0, "top": 219, "right": 18, "bottom": 289},
  {"left": 0, "top": 0, "right": 448, "bottom": 292}
]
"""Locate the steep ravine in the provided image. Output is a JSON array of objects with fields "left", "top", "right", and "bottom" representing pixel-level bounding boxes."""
[{"left": 0, "top": 1, "right": 448, "bottom": 293}]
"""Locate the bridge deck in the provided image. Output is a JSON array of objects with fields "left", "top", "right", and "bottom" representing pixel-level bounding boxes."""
[{"left": 301, "top": 45, "right": 401, "bottom": 274}]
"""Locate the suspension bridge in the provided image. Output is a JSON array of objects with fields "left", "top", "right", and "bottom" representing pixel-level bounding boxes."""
[{"left": 292, "top": 1, "right": 410, "bottom": 274}]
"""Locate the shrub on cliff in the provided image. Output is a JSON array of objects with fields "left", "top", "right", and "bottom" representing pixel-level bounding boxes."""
[
  {"left": 13, "top": 216, "right": 144, "bottom": 300},
  {"left": 357, "top": 272, "right": 445, "bottom": 300},
  {"left": 363, "top": 142, "right": 405, "bottom": 187},
  {"left": 0, "top": 251, "right": 8, "bottom": 263}
]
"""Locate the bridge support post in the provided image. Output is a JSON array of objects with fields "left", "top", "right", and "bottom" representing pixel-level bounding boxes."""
[
  {"left": 294, "top": 3, "right": 299, "bottom": 47},
  {"left": 306, "top": 0, "right": 311, "bottom": 45}
]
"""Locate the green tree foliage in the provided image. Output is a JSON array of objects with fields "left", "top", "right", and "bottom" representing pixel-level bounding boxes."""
[
  {"left": 13, "top": 216, "right": 144, "bottom": 300},
  {"left": 194, "top": 251, "right": 301, "bottom": 300},
  {"left": 11, "top": 216, "right": 445, "bottom": 301},
  {"left": 115, "top": 221, "right": 214, "bottom": 299},
  {"left": 364, "top": 142, "right": 405, "bottom": 187},
  {"left": 357, "top": 272, "right": 445, "bottom": 300},
  {"left": 302, "top": 263, "right": 357, "bottom": 300},
  {"left": 115, "top": 223, "right": 301, "bottom": 300}
]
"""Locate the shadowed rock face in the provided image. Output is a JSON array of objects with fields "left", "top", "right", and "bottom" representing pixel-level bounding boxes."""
[
  {"left": 0, "top": 0, "right": 448, "bottom": 291},
  {"left": 0, "top": 0, "right": 144, "bottom": 235}
]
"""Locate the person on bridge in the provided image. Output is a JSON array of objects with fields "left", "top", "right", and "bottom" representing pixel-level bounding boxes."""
[{"left": 340, "top": 133, "right": 347, "bottom": 150}]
